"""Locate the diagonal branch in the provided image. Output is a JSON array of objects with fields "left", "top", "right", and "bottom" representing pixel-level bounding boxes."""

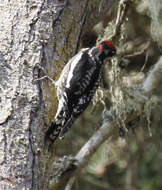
[{"left": 64, "top": 113, "right": 140, "bottom": 190}]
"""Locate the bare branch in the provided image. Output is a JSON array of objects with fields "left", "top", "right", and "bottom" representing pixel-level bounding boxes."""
[
  {"left": 121, "top": 41, "right": 150, "bottom": 58},
  {"left": 143, "top": 56, "right": 162, "bottom": 96},
  {"left": 53, "top": 110, "right": 142, "bottom": 189},
  {"left": 50, "top": 116, "right": 117, "bottom": 189},
  {"left": 111, "top": 0, "right": 132, "bottom": 40}
]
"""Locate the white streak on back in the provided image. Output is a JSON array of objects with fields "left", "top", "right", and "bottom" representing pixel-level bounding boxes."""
[
  {"left": 66, "top": 52, "right": 84, "bottom": 88},
  {"left": 55, "top": 96, "right": 64, "bottom": 119}
]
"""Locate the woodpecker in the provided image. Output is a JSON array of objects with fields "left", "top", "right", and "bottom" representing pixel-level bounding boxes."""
[{"left": 45, "top": 40, "right": 116, "bottom": 144}]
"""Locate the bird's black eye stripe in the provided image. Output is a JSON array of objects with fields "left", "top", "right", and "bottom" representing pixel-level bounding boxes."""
[
  {"left": 102, "top": 41, "right": 115, "bottom": 50},
  {"left": 101, "top": 42, "right": 109, "bottom": 49}
]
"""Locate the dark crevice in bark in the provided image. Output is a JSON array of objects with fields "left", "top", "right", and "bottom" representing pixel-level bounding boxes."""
[
  {"left": 30, "top": 72, "right": 45, "bottom": 189},
  {"left": 28, "top": 126, "right": 35, "bottom": 189},
  {"left": 28, "top": 0, "right": 45, "bottom": 25},
  {"left": 52, "top": 1, "right": 68, "bottom": 29},
  {"left": 52, "top": 5, "right": 67, "bottom": 53},
  {"left": 25, "top": 4, "right": 46, "bottom": 187},
  {"left": 28, "top": 91, "right": 43, "bottom": 189},
  {"left": 10, "top": 13, "right": 18, "bottom": 51},
  {"left": 27, "top": 60, "right": 45, "bottom": 189},
  {"left": 65, "top": 27, "right": 73, "bottom": 48},
  {"left": 74, "top": 0, "right": 90, "bottom": 54},
  {"left": 28, "top": 94, "right": 38, "bottom": 189}
]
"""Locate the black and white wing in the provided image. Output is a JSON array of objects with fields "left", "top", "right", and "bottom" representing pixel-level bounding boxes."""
[{"left": 45, "top": 47, "right": 102, "bottom": 143}]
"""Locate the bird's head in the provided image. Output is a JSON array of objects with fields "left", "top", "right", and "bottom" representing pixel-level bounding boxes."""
[{"left": 96, "top": 40, "right": 116, "bottom": 59}]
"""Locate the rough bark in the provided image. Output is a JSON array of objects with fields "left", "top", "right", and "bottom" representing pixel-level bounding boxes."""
[{"left": 0, "top": 0, "right": 112, "bottom": 189}]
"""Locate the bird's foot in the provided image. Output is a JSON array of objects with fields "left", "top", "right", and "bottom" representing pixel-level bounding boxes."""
[{"left": 34, "top": 65, "right": 56, "bottom": 86}]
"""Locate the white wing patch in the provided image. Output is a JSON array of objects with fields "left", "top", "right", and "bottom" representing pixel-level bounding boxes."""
[
  {"left": 65, "top": 48, "right": 89, "bottom": 89},
  {"left": 55, "top": 96, "right": 64, "bottom": 119}
]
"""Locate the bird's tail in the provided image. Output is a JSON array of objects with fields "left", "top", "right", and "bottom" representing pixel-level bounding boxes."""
[
  {"left": 58, "top": 116, "right": 75, "bottom": 139},
  {"left": 45, "top": 116, "right": 75, "bottom": 143},
  {"left": 44, "top": 120, "right": 60, "bottom": 143}
]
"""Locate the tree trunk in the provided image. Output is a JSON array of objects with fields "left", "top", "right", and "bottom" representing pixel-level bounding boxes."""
[{"left": 0, "top": 0, "right": 110, "bottom": 189}]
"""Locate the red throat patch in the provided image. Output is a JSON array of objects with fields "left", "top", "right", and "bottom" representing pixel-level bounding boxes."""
[{"left": 96, "top": 44, "right": 104, "bottom": 52}]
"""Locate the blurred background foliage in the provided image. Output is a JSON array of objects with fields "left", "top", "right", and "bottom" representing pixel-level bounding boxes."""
[{"left": 54, "top": 0, "right": 162, "bottom": 189}]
